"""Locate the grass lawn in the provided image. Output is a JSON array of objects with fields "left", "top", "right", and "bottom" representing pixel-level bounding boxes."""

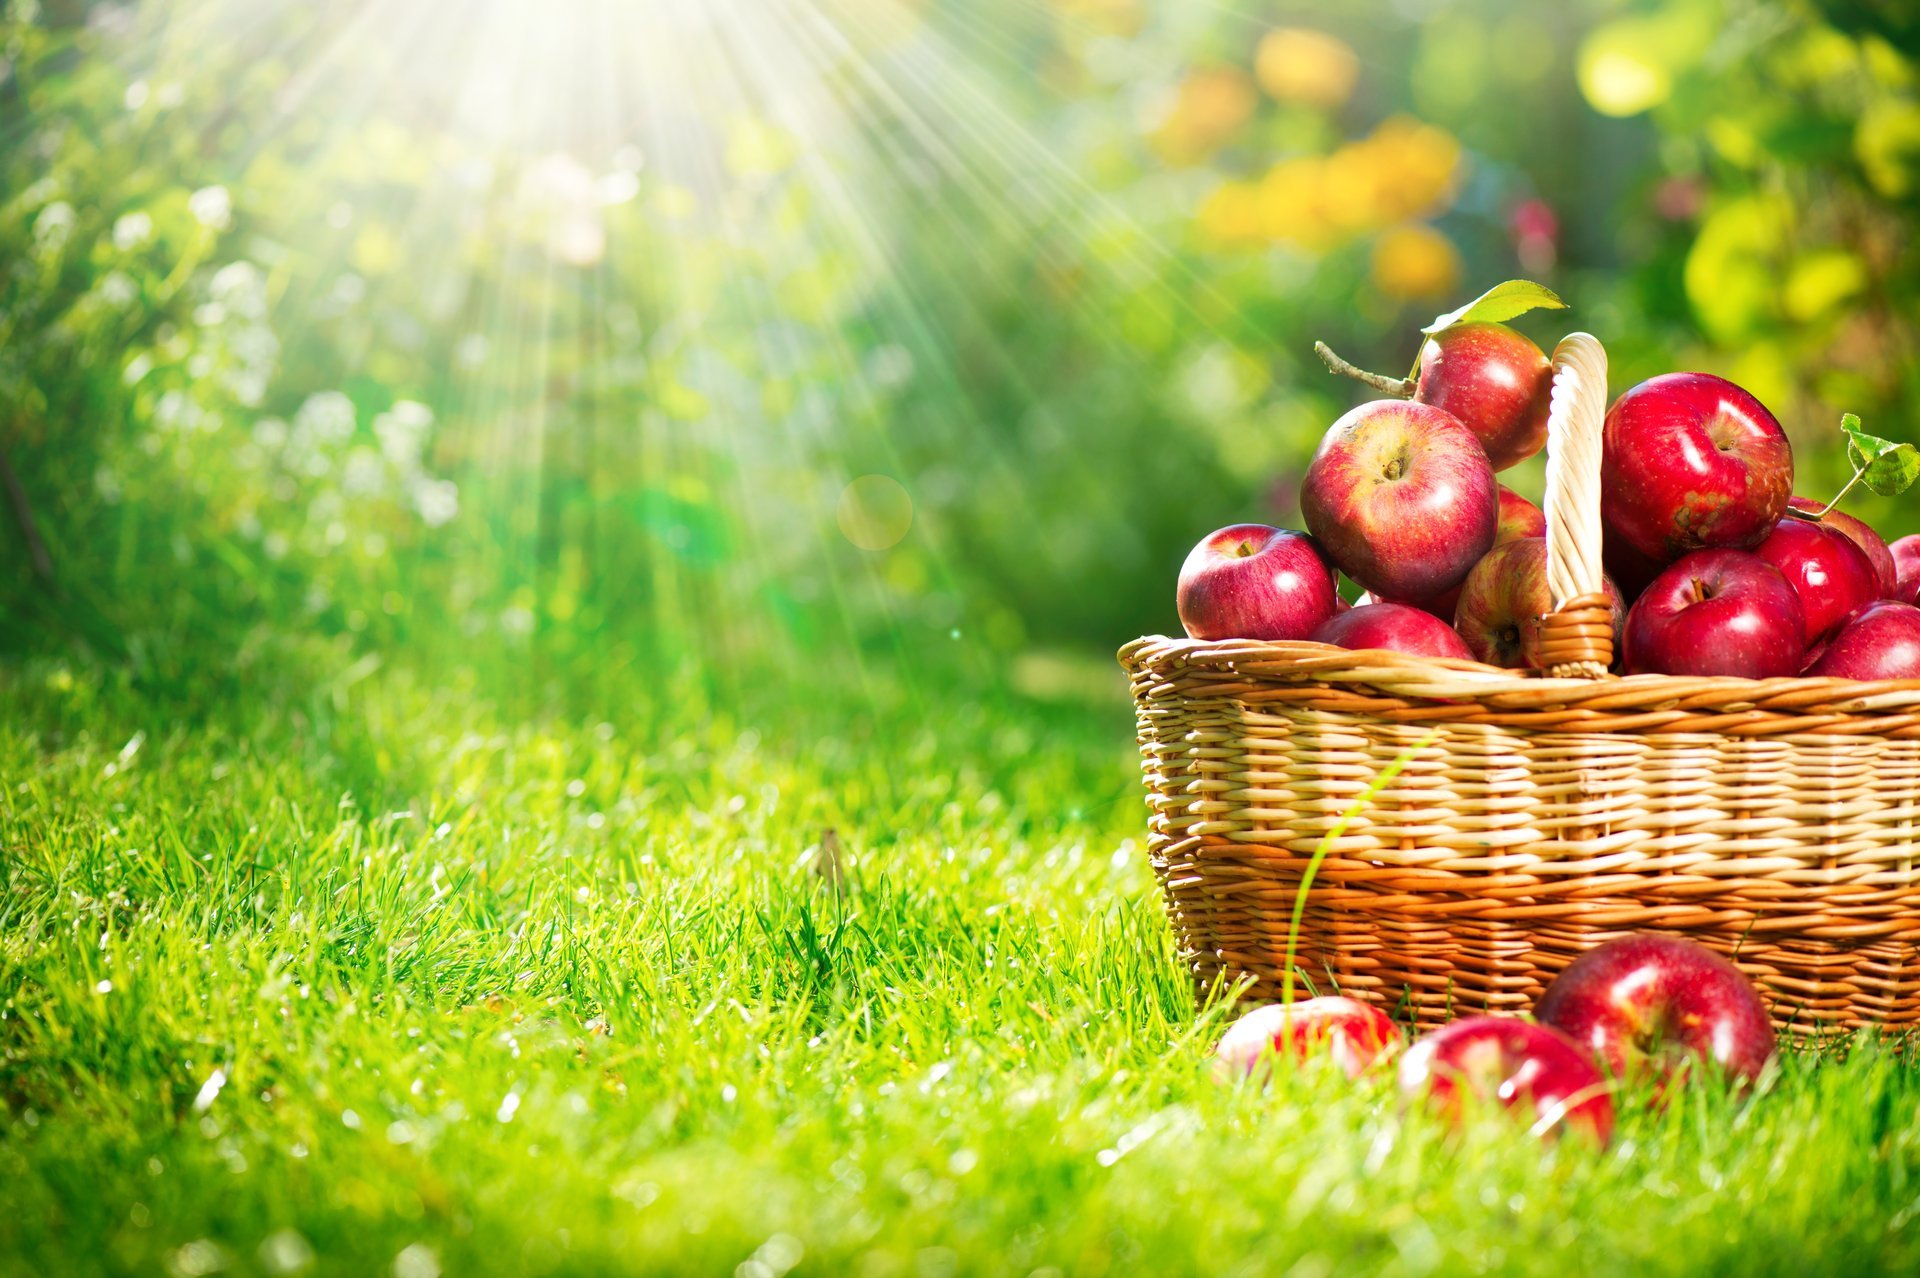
[{"left": 5, "top": 648, "right": 1920, "bottom": 1277}]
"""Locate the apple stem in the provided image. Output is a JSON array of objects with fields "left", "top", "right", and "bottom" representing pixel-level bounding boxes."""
[
  {"left": 1787, "top": 469, "right": 1866, "bottom": 522},
  {"left": 1313, "top": 341, "right": 1416, "bottom": 397}
]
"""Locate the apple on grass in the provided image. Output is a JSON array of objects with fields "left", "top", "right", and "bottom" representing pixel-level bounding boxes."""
[
  {"left": 1622, "top": 550, "right": 1805, "bottom": 679},
  {"left": 1894, "top": 536, "right": 1920, "bottom": 605},
  {"left": 1309, "top": 602, "right": 1475, "bottom": 661},
  {"left": 1752, "top": 517, "right": 1880, "bottom": 645},
  {"left": 1177, "top": 525, "right": 1338, "bottom": 642},
  {"left": 1397, "top": 1016, "right": 1614, "bottom": 1145},
  {"left": 1302, "top": 399, "right": 1499, "bottom": 603},
  {"left": 1453, "top": 537, "right": 1625, "bottom": 670},
  {"left": 1805, "top": 601, "right": 1920, "bottom": 680},
  {"left": 1601, "top": 373, "right": 1794, "bottom": 562},
  {"left": 1414, "top": 323, "right": 1552, "bottom": 472},
  {"left": 1788, "top": 498, "right": 1898, "bottom": 599},
  {"left": 1213, "top": 997, "right": 1401, "bottom": 1082},
  {"left": 1533, "top": 934, "right": 1775, "bottom": 1087}
]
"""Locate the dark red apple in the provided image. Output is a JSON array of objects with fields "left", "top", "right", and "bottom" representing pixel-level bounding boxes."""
[
  {"left": 1805, "top": 601, "right": 1920, "bottom": 681},
  {"left": 1453, "top": 537, "right": 1625, "bottom": 670},
  {"left": 1753, "top": 517, "right": 1880, "bottom": 645},
  {"left": 1310, "top": 601, "right": 1475, "bottom": 661},
  {"left": 1601, "top": 373, "right": 1793, "bottom": 561},
  {"left": 1397, "top": 1016, "right": 1614, "bottom": 1145},
  {"left": 1533, "top": 934, "right": 1776, "bottom": 1087},
  {"left": 1789, "top": 498, "right": 1897, "bottom": 598},
  {"left": 1301, "top": 399, "right": 1498, "bottom": 602},
  {"left": 1177, "top": 525, "right": 1339, "bottom": 642},
  {"left": 1603, "top": 528, "right": 1670, "bottom": 606},
  {"left": 1213, "top": 996, "right": 1401, "bottom": 1082},
  {"left": 1622, "top": 549, "right": 1805, "bottom": 678},
  {"left": 1893, "top": 536, "right": 1920, "bottom": 605},
  {"left": 1413, "top": 323, "right": 1553, "bottom": 472}
]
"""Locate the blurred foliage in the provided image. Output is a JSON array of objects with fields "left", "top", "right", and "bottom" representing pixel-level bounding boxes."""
[{"left": 1, "top": 0, "right": 1918, "bottom": 694}]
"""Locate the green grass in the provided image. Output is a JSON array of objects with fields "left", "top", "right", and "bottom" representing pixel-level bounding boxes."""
[{"left": 5, "top": 649, "right": 1920, "bottom": 1277}]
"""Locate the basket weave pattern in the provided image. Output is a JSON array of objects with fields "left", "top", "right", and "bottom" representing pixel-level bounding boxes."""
[{"left": 1122, "top": 335, "right": 1920, "bottom": 1032}]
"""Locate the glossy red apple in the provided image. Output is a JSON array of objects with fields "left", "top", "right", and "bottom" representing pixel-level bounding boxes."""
[
  {"left": 1893, "top": 536, "right": 1920, "bottom": 605},
  {"left": 1602, "top": 528, "right": 1670, "bottom": 607},
  {"left": 1534, "top": 934, "right": 1776, "bottom": 1087},
  {"left": 1397, "top": 1016, "right": 1614, "bottom": 1144},
  {"left": 1805, "top": 601, "right": 1920, "bottom": 681},
  {"left": 1177, "top": 525, "right": 1339, "bottom": 642},
  {"left": 1753, "top": 517, "right": 1880, "bottom": 645},
  {"left": 1301, "top": 399, "right": 1498, "bottom": 602},
  {"left": 1601, "top": 373, "right": 1793, "bottom": 561},
  {"left": 1788, "top": 498, "right": 1897, "bottom": 598},
  {"left": 1622, "top": 550, "right": 1805, "bottom": 678},
  {"left": 1310, "top": 601, "right": 1475, "bottom": 661},
  {"left": 1453, "top": 537, "right": 1626, "bottom": 670},
  {"left": 1495, "top": 485, "right": 1547, "bottom": 544},
  {"left": 1213, "top": 996, "right": 1401, "bottom": 1082},
  {"left": 1413, "top": 323, "right": 1552, "bottom": 472}
]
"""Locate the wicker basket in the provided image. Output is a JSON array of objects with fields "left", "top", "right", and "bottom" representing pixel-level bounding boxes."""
[{"left": 1120, "top": 333, "right": 1920, "bottom": 1034}]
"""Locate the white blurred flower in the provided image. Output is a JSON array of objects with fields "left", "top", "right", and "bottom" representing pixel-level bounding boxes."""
[
  {"left": 253, "top": 417, "right": 289, "bottom": 450},
  {"left": 188, "top": 185, "right": 232, "bottom": 230},
  {"left": 341, "top": 446, "right": 387, "bottom": 498},
  {"left": 31, "top": 201, "right": 75, "bottom": 259},
  {"left": 112, "top": 211, "right": 152, "bottom": 250},
  {"left": 499, "top": 605, "right": 535, "bottom": 636},
  {"left": 374, "top": 400, "right": 432, "bottom": 469},
  {"left": 209, "top": 261, "right": 267, "bottom": 318},
  {"left": 294, "top": 391, "right": 355, "bottom": 445},
  {"left": 412, "top": 478, "right": 459, "bottom": 528},
  {"left": 124, "top": 80, "right": 149, "bottom": 111},
  {"left": 97, "top": 271, "right": 138, "bottom": 308}
]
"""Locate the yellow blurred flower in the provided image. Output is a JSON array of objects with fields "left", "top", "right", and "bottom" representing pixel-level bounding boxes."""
[
  {"left": 1152, "top": 67, "right": 1257, "bottom": 165},
  {"left": 1371, "top": 225, "right": 1462, "bottom": 300},
  {"left": 1196, "top": 181, "right": 1266, "bottom": 248},
  {"left": 1046, "top": 0, "right": 1142, "bottom": 37},
  {"left": 1258, "top": 157, "right": 1332, "bottom": 247},
  {"left": 1255, "top": 28, "right": 1360, "bottom": 109}
]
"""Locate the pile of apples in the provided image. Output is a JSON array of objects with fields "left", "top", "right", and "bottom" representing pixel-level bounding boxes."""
[
  {"left": 1177, "top": 285, "right": 1920, "bottom": 680},
  {"left": 1213, "top": 934, "right": 1777, "bottom": 1144}
]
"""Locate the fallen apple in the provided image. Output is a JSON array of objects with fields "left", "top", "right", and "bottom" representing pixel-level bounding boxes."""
[
  {"left": 1397, "top": 1016, "right": 1614, "bottom": 1144},
  {"left": 1310, "top": 601, "right": 1476, "bottom": 661},
  {"left": 1621, "top": 549, "right": 1805, "bottom": 678},
  {"left": 1213, "top": 996, "right": 1402, "bottom": 1082},
  {"left": 1533, "top": 934, "right": 1775, "bottom": 1087},
  {"left": 1177, "top": 524, "right": 1340, "bottom": 642}
]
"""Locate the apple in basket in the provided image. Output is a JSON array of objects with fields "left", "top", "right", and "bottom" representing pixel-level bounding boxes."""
[
  {"left": 1397, "top": 1016, "right": 1614, "bottom": 1144},
  {"left": 1621, "top": 549, "right": 1805, "bottom": 679},
  {"left": 1533, "top": 934, "right": 1776, "bottom": 1087},
  {"left": 1752, "top": 516, "right": 1881, "bottom": 646},
  {"left": 1804, "top": 601, "right": 1920, "bottom": 680},
  {"left": 1368, "top": 485, "right": 1547, "bottom": 622},
  {"left": 1214, "top": 997, "right": 1402, "bottom": 1082},
  {"left": 1894, "top": 536, "right": 1920, "bottom": 605},
  {"left": 1309, "top": 602, "right": 1475, "bottom": 662},
  {"left": 1452, "top": 536, "right": 1625, "bottom": 670},
  {"left": 1788, "top": 498, "right": 1898, "bottom": 599},
  {"left": 1413, "top": 323, "right": 1553, "bottom": 472},
  {"left": 1601, "top": 372, "right": 1793, "bottom": 562},
  {"left": 1177, "top": 525, "right": 1340, "bottom": 642},
  {"left": 1301, "top": 399, "right": 1499, "bottom": 602}
]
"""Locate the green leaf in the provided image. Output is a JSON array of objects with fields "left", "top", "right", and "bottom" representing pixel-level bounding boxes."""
[
  {"left": 1420, "top": 279, "right": 1569, "bottom": 336},
  {"left": 1841, "top": 413, "right": 1920, "bottom": 496}
]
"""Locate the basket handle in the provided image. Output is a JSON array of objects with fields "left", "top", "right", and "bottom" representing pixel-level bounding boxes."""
[{"left": 1538, "top": 332, "right": 1613, "bottom": 678}]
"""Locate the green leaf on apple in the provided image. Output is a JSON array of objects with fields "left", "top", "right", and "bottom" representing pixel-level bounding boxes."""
[
  {"left": 1419, "top": 279, "right": 1569, "bottom": 337},
  {"left": 1840, "top": 412, "right": 1920, "bottom": 497}
]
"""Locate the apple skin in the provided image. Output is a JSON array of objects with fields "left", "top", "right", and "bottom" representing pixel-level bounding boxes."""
[
  {"left": 1893, "top": 536, "right": 1920, "bottom": 605},
  {"left": 1622, "top": 549, "right": 1806, "bottom": 679},
  {"left": 1397, "top": 1016, "right": 1614, "bottom": 1145},
  {"left": 1789, "top": 498, "right": 1897, "bottom": 598},
  {"left": 1413, "top": 322, "right": 1553, "bottom": 472},
  {"left": 1752, "top": 517, "right": 1881, "bottom": 645},
  {"left": 1602, "top": 527, "right": 1670, "bottom": 607},
  {"left": 1368, "top": 485, "right": 1545, "bottom": 622},
  {"left": 1601, "top": 373, "right": 1793, "bottom": 561},
  {"left": 1177, "top": 525, "right": 1339, "bottom": 642},
  {"left": 1302, "top": 399, "right": 1499, "bottom": 602},
  {"left": 1805, "top": 601, "right": 1920, "bottom": 680},
  {"left": 1213, "top": 997, "right": 1402, "bottom": 1082},
  {"left": 1533, "top": 934, "right": 1776, "bottom": 1087},
  {"left": 1453, "top": 537, "right": 1626, "bottom": 670},
  {"left": 1310, "top": 601, "right": 1476, "bottom": 661}
]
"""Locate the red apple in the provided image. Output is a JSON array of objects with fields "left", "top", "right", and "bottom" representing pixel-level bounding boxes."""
[
  {"left": 1622, "top": 550, "right": 1805, "bottom": 678},
  {"left": 1601, "top": 373, "right": 1793, "bottom": 561},
  {"left": 1413, "top": 323, "right": 1553, "bottom": 471},
  {"left": 1752, "top": 517, "right": 1880, "bottom": 645},
  {"left": 1495, "top": 485, "right": 1547, "bottom": 544},
  {"left": 1602, "top": 527, "right": 1670, "bottom": 606},
  {"left": 1397, "top": 1016, "right": 1614, "bottom": 1144},
  {"left": 1805, "top": 600, "right": 1920, "bottom": 681},
  {"left": 1789, "top": 498, "right": 1897, "bottom": 598},
  {"left": 1301, "top": 399, "right": 1498, "bottom": 601},
  {"left": 1533, "top": 934, "right": 1776, "bottom": 1087},
  {"left": 1310, "top": 601, "right": 1475, "bottom": 661},
  {"left": 1177, "top": 525, "right": 1339, "bottom": 642},
  {"left": 1453, "top": 537, "right": 1626, "bottom": 670},
  {"left": 1893, "top": 536, "right": 1920, "bottom": 605},
  {"left": 1213, "top": 996, "right": 1401, "bottom": 1082}
]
